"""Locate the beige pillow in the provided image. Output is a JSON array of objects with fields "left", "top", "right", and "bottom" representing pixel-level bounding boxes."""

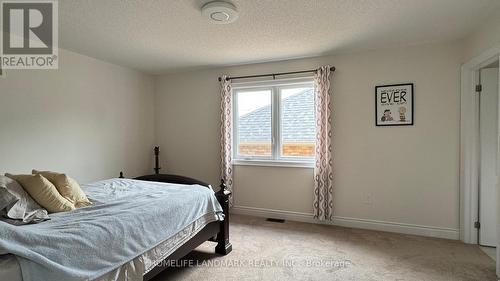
[
  {"left": 5, "top": 173, "right": 75, "bottom": 213},
  {"left": 32, "top": 170, "right": 92, "bottom": 208}
]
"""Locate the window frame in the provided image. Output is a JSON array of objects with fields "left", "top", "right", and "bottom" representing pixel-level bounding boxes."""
[{"left": 232, "top": 77, "right": 316, "bottom": 168}]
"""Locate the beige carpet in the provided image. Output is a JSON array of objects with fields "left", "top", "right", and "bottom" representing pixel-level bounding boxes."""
[{"left": 152, "top": 215, "right": 496, "bottom": 281}]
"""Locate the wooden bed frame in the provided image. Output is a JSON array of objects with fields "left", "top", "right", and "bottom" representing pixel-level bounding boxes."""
[{"left": 126, "top": 147, "right": 232, "bottom": 280}]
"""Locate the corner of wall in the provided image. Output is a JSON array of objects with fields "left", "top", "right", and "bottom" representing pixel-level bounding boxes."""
[
  {"left": 461, "top": 8, "right": 500, "bottom": 62},
  {"left": 151, "top": 74, "right": 161, "bottom": 147}
]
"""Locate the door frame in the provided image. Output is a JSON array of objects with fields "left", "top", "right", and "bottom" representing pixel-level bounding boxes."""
[{"left": 460, "top": 45, "right": 500, "bottom": 245}]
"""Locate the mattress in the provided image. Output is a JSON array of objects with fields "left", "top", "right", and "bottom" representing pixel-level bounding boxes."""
[
  {"left": 0, "top": 211, "right": 217, "bottom": 281},
  {"left": 0, "top": 178, "right": 223, "bottom": 281}
]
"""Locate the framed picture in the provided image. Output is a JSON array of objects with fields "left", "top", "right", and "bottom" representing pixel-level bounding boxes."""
[{"left": 375, "top": 83, "right": 414, "bottom": 126}]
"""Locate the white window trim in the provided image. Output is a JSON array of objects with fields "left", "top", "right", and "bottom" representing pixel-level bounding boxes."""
[
  {"left": 233, "top": 159, "right": 315, "bottom": 169},
  {"left": 232, "top": 77, "right": 316, "bottom": 167}
]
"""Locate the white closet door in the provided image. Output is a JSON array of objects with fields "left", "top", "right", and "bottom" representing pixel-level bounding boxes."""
[{"left": 479, "top": 67, "right": 499, "bottom": 247}]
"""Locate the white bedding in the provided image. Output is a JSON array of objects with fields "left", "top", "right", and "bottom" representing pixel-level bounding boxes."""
[
  {"left": 0, "top": 212, "right": 216, "bottom": 281},
  {"left": 0, "top": 178, "right": 223, "bottom": 281},
  {"left": 0, "top": 254, "right": 22, "bottom": 281}
]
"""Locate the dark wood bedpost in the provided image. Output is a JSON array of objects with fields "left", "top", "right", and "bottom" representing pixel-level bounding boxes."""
[
  {"left": 215, "top": 179, "right": 232, "bottom": 255},
  {"left": 154, "top": 146, "right": 161, "bottom": 175}
]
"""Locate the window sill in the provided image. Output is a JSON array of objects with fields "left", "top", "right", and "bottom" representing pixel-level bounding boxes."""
[{"left": 232, "top": 159, "right": 315, "bottom": 169}]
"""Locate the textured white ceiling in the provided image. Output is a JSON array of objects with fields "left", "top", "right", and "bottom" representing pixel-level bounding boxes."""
[{"left": 59, "top": 0, "right": 500, "bottom": 74}]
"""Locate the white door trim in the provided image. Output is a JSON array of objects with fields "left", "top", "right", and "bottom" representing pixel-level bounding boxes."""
[{"left": 460, "top": 45, "right": 500, "bottom": 244}]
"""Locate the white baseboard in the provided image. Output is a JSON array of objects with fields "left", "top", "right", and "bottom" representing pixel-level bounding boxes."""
[{"left": 231, "top": 205, "right": 459, "bottom": 240}]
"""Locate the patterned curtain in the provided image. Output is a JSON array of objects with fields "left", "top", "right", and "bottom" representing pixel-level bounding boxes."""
[
  {"left": 220, "top": 75, "right": 234, "bottom": 205},
  {"left": 313, "top": 66, "right": 333, "bottom": 221}
]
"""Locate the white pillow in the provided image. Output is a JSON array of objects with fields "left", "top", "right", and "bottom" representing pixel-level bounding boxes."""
[
  {"left": 0, "top": 175, "right": 49, "bottom": 224},
  {"left": 0, "top": 187, "right": 18, "bottom": 210}
]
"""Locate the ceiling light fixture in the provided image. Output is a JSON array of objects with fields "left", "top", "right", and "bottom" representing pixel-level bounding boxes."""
[{"left": 201, "top": 1, "right": 239, "bottom": 24}]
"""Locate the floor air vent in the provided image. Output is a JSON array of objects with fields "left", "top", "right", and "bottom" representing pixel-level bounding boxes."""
[{"left": 266, "top": 218, "right": 285, "bottom": 223}]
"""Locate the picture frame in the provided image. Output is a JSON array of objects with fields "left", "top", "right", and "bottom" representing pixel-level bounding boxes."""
[{"left": 375, "top": 83, "right": 414, "bottom": 126}]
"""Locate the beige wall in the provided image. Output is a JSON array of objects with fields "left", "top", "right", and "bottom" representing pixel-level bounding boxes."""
[
  {"left": 0, "top": 49, "right": 155, "bottom": 183},
  {"left": 462, "top": 8, "right": 500, "bottom": 60},
  {"left": 154, "top": 41, "right": 463, "bottom": 230}
]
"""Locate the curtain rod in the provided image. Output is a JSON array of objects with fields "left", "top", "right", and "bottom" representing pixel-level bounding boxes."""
[{"left": 218, "top": 66, "right": 336, "bottom": 82}]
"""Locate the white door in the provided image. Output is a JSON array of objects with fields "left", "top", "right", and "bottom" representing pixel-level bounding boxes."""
[{"left": 479, "top": 67, "right": 499, "bottom": 247}]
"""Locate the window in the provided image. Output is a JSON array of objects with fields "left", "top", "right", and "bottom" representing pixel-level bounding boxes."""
[{"left": 233, "top": 78, "right": 315, "bottom": 166}]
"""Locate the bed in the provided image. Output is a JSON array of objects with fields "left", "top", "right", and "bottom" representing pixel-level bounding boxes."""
[{"left": 0, "top": 174, "right": 232, "bottom": 281}]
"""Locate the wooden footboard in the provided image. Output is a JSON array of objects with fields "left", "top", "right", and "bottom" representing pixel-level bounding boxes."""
[
  {"left": 131, "top": 174, "right": 232, "bottom": 280},
  {"left": 143, "top": 221, "right": 221, "bottom": 281}
]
